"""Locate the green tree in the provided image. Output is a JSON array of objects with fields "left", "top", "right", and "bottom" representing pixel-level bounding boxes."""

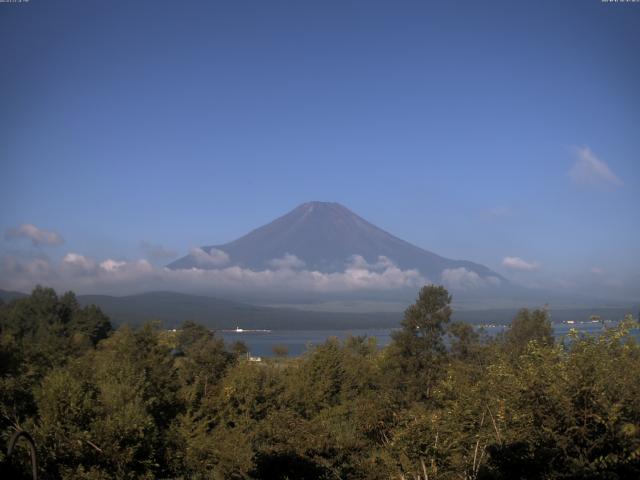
[
  {"left": 447, "top": 320, "right": 480, "bottom": 361},
  {"left": 174, "top": 321, "right": 234, "bottom": 407},
  {"left": 69, "top": 303, "right": 112, "bottom": 346},
  {"left": 231, "top": 340, "right": 249, "bottom": 357},
  {"left": 0, "top": 287, "right": 113, "bottom": 453},
  {"left": 385, "top": 285, "right": 453, "bottom": 401},
  {"left": 504, "top": 308, "right": 554, "bottom": 356},
  {"left": 272, "top": 344, "right": 289, "bottom": 358}
]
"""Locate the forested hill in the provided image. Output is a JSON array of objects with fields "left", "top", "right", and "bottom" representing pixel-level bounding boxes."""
[
  {"left": 80, "top": 292, "right": 637, "bottom": 329},
  {"left": 77, "top": 291, "right": 401, "bottom": 329},
  {"left": 2, "top": 289, "right": 636, "bottom": 329},
  {"left": 5, "top": 289, "right": 401, "bottom": 329},
  {"left": 0, "top": 289, "right": 27, "bottom": 302}
]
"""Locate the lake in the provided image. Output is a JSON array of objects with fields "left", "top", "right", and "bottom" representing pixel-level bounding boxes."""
[{"left": 218, "top": 321, "right": 635, "bottom": 358}]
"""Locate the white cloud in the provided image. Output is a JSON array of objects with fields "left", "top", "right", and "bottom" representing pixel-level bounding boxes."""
[
  {"left": 62, "top": 253, "right": 97, "bottom": 274},
  {"left": 161, "top": 254, "right": 426, "bottom": 293},
  {"left": 346, "top": 255, "right": 371, "bottom": 270},
  {"left": 5, "top": 223, "right": 64, "bottom": 246},
  {"left": 502, "top": 256, "right": 540, "bottom": 271},
  {"left": 188, "top": 247, "right": 230, "bottom": 268},
  {"left": 268, "top": 253, "right": 306, "bottom": 270},
  {"left": 0, "top": 251, "right": 427, "bottom": 296},
  {"left": 336, "top": 256, "right": 425, "bottom": 290},
  {"left": 569, "top": 146, "right": 622, "bottom": 188},
  {"left": 99, "top": 259, "right": 127, "bottom": 272},
  {"left": 591, "top": 267, "right": 604, "bottom": 275},
  {"left": 346, "top": 255, "right": 395, "bottom": 271},
  {"left": 441, "top": 267, "right": 501, "bottom": 290}
]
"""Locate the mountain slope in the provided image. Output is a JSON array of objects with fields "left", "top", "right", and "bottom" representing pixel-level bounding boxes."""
[
  {"left": 76, "top": 292, "right": 637, "bottom": 329},
  {"left": 77, "top": 291, "right": 401, "bottom": 329},
  {"left": 168, "top": 201, "right": 504, "bottom": 283},
  {"left": 3, "top": 289, "right": 634, "bottom": 329},
  {"left": 0, "top": 289, "right": 28, "bottom": 302}
]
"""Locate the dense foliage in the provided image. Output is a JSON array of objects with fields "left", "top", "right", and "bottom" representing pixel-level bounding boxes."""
[{"left": 1, "top": 286, "right": 639, "bottom": 479}]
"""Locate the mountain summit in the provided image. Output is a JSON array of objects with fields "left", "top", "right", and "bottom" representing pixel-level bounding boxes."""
[{"left": 168, "top": 202, "right": 504, "bottom": 286}]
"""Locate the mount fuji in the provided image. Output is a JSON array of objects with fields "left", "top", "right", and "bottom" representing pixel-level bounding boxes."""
[{"left": 168, "top": 201, "right": 505, "bottom": 290}]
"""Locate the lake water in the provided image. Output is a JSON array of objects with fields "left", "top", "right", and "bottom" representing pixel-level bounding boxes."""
[{"left": 219, "top": 322, "right": 635, "bottom": 358}]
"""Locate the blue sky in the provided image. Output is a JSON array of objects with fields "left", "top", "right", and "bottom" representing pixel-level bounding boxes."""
[{"left": 1, "top": 1, "right": 639, "bottom": 299}]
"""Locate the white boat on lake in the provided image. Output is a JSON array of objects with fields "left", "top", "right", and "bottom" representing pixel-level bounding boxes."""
[{"left": 220, "top": 326, "right": 272, "bottom": 334}]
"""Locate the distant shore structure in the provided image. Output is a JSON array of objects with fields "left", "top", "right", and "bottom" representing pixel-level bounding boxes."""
[{"left": 220, "top": 326, "right": 272, "bottom": 334}]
